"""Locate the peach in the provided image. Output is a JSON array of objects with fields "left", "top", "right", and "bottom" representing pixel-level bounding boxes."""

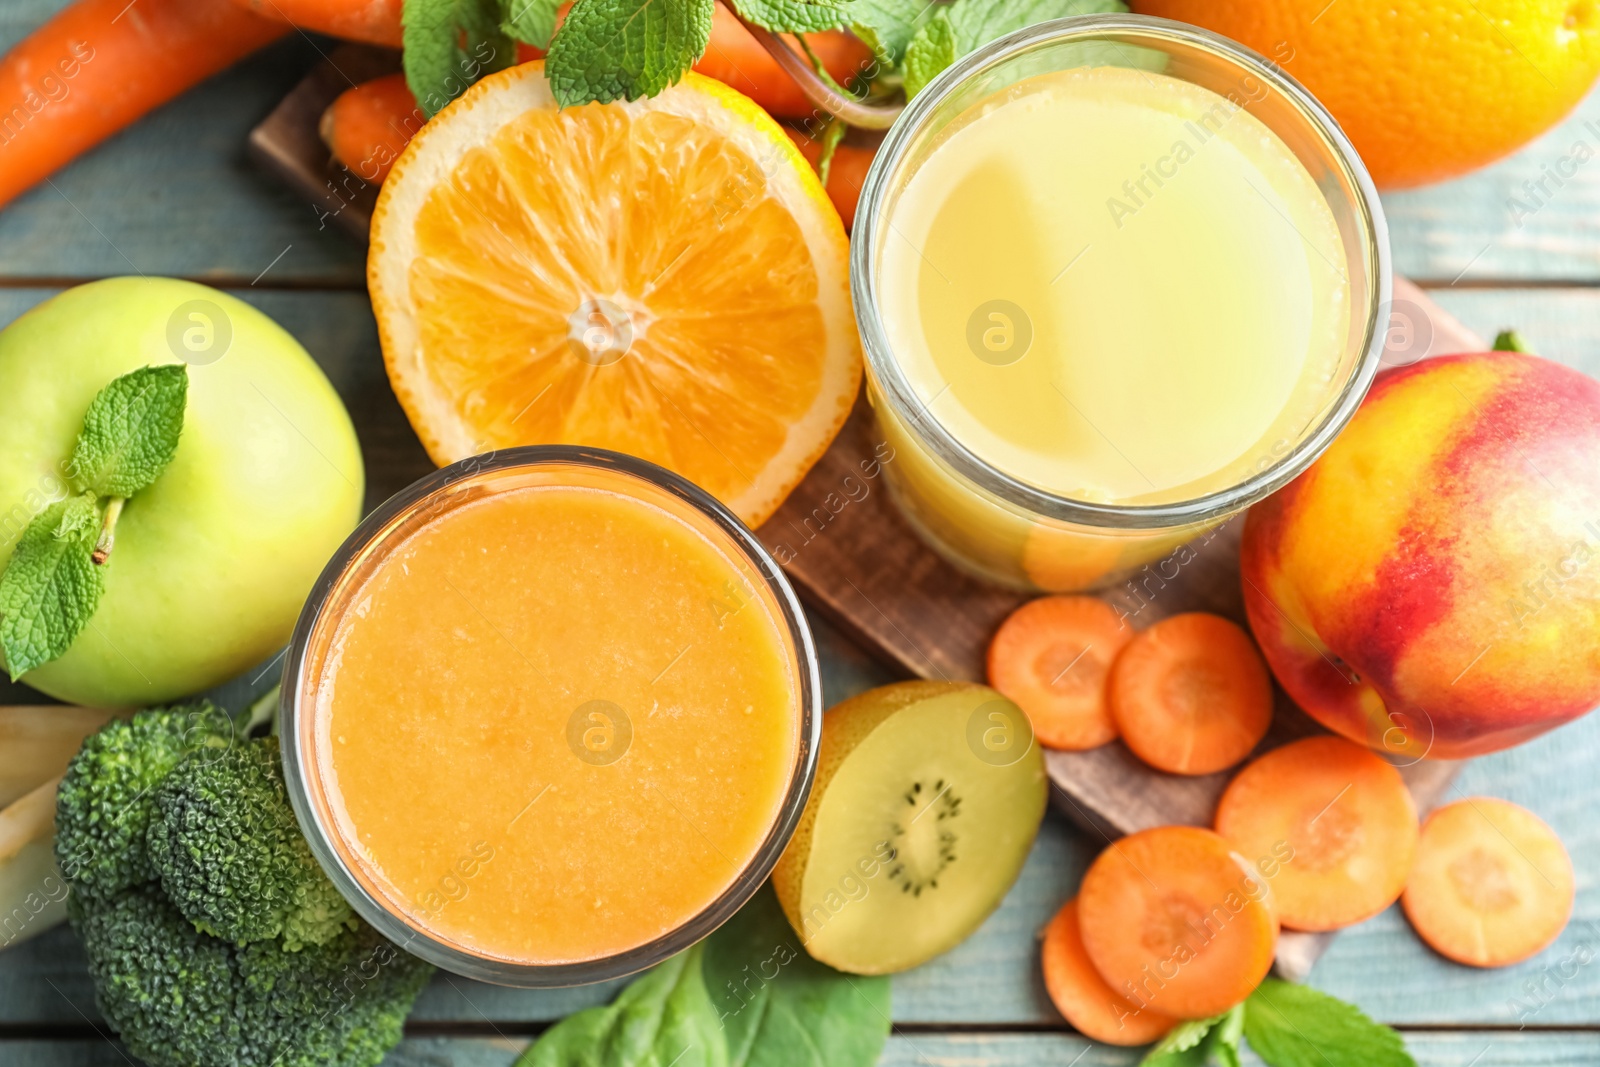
[{"left": 1241, "top": 351, "right": 1600, "bottom": 760}]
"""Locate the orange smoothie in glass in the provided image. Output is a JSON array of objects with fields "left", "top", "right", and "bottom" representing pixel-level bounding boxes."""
[{"left": 296, "top": 455, "right": 806, "bottom": 969}]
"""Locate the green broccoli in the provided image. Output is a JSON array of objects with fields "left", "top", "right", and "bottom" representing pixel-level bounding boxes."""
[
  {"left": 75, "top": 885, "right": 431, "bottom": 1067},
  {"left": 54, "top": 702, "right": 235, "bottom": 901},
  {"left": 148, "top": 736, "right": 355, "bottom": 949},
  {"left": 57, "top": 703, "right": 434, "bottom": 1067}
]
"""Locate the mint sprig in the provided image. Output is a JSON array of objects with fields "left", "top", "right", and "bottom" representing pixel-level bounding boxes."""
[
  {"left": 729, "top": 0, "right": 848, "bottom": 34},
  {"left": 503, "top": 0, "right": 565, "bottom": 50},
  {"left": 545, "top": 0, "right": 715, "bottom": 105},
  {"left": 403, "top": 0, "right": 516, "bottom": 117},
  {"left": 0, "top": 365, "right": 188, "bottom": 680},
  {"left": 1244, "top": 979, "right": 1415, "bottom": 1067},
  {"left": 71, "top": 364, "right": 187, "bottom": 498},
  {"left": 903, "top": 0, "right": 1128, "bottom": 98},
  {"left": 1138, "top": 981, "right": 1414, "bottom": 1067}
]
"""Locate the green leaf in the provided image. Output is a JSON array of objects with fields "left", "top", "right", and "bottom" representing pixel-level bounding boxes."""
[
  {"left": 1244, "top": 979, "right": 1415, "bottom": 1067},
  {"left": 901, "top": 11, "right": 955, "bottom": 98},
  {"left": 703, "top": 887, "right": 891, "bottom": 1066},
  {"left": 814, "top": 117, "right": 848, "bottom": 186},
  {"left": 1140, "top": 1013, "right": 1222, "bottom": 1067},
  {"left": 504, "top": 0, "right": 566, "bottom": 48},
  {"left": 404, "top": 0, "right": 514, "bottom": 117},
  {"left": 545, "top": 0, "right": 715, "bottom": 105},
  {"left": 519, "top": 947, "right": 728, "bottom": 1067},
  {"left": 903, "top": 0, "right": 1127, "bottom": 97},
  {"left": 516, "top": 887, "right": 889, "bottom": 1067},
  {"left": 69, "top": 365, "right": 188, "bottom": 499},
  {"left": 1207, "top": 1003, "right": 1246, "bottom": 1067},
  {"left": 0, "top": 495, "right": 104, "bottom": 680},
  {"left": 1493, "top": 329, "right": 1529, "bottom": 352},
  {"left": 847, "top": 0, "right": 929, "bottom": 63},
  {"left": 728, "top": 0, "right": 847, "bottom": 34}
]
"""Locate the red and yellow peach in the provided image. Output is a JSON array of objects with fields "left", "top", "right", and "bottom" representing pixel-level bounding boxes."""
[{"left": 1241, "top": 351, "right": 1600, "bottom": 759}]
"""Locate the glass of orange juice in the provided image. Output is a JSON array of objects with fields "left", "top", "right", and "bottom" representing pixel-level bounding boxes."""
[
  {"left": 280, "top": 447, "right": 820, "bottom": 985},
  {"left": 854, "top": 15, "right": 1390, "bottom": 591}
]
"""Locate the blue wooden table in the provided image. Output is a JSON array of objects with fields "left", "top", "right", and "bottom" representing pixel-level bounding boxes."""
[{"left": 2, "top": 2, "right": 1599, "bottom": 1062}]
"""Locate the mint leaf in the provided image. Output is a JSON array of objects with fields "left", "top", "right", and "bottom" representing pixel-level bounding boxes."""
[
  {"left": 69, "top": 365, "right": 187, "bottom": 499},
  {"left": 0, "top": 496, "right": 104, "bottom": 680},
  {"left": 1208, "top": 1003, "right": 1246, "bottom": 1067},
  {"left": 1141, "top": 1013, "right": 1222, "bottom": 1067},
  {"left": 1245, "top": 979, "right": 1415, "bottom": 1067},
  {"left": 848, "top": 0, "right": 929, "bottom": 63},
  {"left": 504, "top": 0, "right": 565, "bottom": 48},
  {"left": 901, "top": 12, "right": 955, "bottom": 98},
  {"left": 404, "top": 0, "right": 514, "bottom": 117},
  {"left": 728, "top": 0, "right": 847, "bottom": 33},
  {"left": 545, "top": 0, "right": 715, "bottom": 105},
  {"left": 903, "top": 0, "right": 1127, "bottom": 97}
]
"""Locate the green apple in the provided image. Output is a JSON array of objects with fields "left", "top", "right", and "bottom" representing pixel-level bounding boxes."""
[{"left": 0, "top": 278, "right": 363, "bottom": 706}]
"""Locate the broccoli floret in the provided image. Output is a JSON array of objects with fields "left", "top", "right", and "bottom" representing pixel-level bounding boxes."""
[
  {"left": 62, "top": 702, "right": 433, "bottom": 1067},
  {"left": 72, "top": 887, "right": 242, "bottom": 1066},
  {"left": 74, "top": 885, "right": 431, "bottom": 1067},
  {"left": 148, "top": 736, "right": 355, "bottom": 949},
  {"left": 55, "top": 703, "right": 235, "bottom": 901},
  {"left": 236, "top": 923, "right": 433, "bottom": 1067}
]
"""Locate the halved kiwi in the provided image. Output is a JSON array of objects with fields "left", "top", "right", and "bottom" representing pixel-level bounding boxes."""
[{"left": 773, "top": 680, "right": 1047, "bottom": 974}]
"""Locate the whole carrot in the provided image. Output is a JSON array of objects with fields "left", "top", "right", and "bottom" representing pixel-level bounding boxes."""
[
  {"left": 320, "top": 72, "right": 423, "bottom": 184},
  {"left": 0, "top": 0, "right": 288, "bottom": 210},
  {"left": 783, "top": 127, "right": 874, "bottom": 230},
  {"left": 697, "top": 3, "right": 874, "bottom": 119},
  {"left": 228, "top": 0, "right": 403, "bottom": 47}
]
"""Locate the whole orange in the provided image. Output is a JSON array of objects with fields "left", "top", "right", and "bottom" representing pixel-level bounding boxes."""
[{"left": 1132, "top": 0, "right": 1600, "bottom": 187}]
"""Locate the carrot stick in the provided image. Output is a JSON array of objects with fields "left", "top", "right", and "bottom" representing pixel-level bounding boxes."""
[
  {"left": 0, "top": 0, "right": 288, "bottom": 211},
  {"left": 782, "top": 128, "right": 873, "bottom": 229},
  {"left": 1043, "top": 897, "right": 1177, "bottom": 1045},
  {"left": 987, "top": 596, "right": 1132, "bottom": 751},
  {"left": 1077, "top": 825, "right": 1278, "bottom": 1020},
  {"left": 1215, "top": 736, "right": 1418, "bottom": 931},
  {"left": 320, "top": 73, "right": 423, "bottom": 184},
  {"left": 1108, "top": 612, "right": 1273, "bottom": 775},
  {"left": 228, "top": 0, "right": 402, "bottom": 46},
  {"left": 696, "top": 2, "right": 874, "bottom": 118},
  {"left": 1402, "top": 797, "right": 1574, "bottom": 968}
]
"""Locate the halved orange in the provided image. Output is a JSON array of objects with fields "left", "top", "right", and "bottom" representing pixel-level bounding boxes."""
[{"left": 369, "top": 62, "right": 861, "bottom": 526}]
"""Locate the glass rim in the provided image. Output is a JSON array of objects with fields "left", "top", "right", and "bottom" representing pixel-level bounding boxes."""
[
  {"left": 277, "top": 445, "right": 823, "bottom": 987},
  {"left": 850, "top": 12, "right": 1393, "bottom": 531}
]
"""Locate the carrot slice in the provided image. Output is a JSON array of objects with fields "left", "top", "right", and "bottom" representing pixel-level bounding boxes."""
[
  {"left": 1043, "top": 897, "right": 1177, "bottom": 1045},
  {"left": 1077, "top": 825, "right": 1278, "bottom": 1020},
  {"left": 987, "top": 596, "right": 1132, "bottom": 751},
  {"left": 1108, "top": 612, "right": 1272, "bottom": 775},
  {"left": 1402, "top": 797, "right": 1574, "bottom": 968},
  {"left": 1215, "top": 736, "right": 1418, "bottom": 931}
]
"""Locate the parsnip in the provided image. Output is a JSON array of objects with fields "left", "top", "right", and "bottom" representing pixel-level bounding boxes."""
[{"left": 0, "top": 776, "right": 68, "bottom": 951}]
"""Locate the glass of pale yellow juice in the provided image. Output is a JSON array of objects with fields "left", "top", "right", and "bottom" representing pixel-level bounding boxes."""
[
  {"left": 279, "top": 448, "right": 820, "bottom": 985},
  {"left": 855, "top": 15, "right": 1390, "bottom": 591}
]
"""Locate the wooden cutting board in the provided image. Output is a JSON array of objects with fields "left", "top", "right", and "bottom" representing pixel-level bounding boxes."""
[{"left": 252, "top": 53, "right": 1482, "bottom": 979}]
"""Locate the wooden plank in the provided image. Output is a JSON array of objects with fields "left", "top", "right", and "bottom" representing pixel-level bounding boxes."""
[
  {"left": 3, "top": 1031, "right": 1599, "bottom": 1067},
  {"left": 1383, "top": 90, "right": 1600, "bottom": 284},
  {"left": 3, "top": 0, "right": 1600, "bottom": 286},
  {"left": 1, "top": 290, "right": 1598, "bottom": 1028},
  {"left": 8, "top": 713, "right": 1597, "bottom": 1028}
]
